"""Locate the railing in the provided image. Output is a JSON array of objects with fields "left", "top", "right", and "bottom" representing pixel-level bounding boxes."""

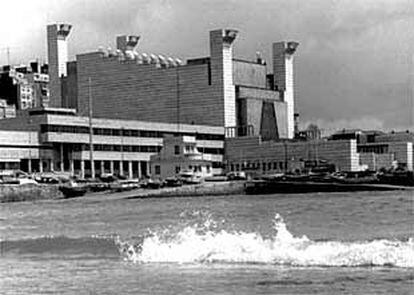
[{"left": 225, "top": 125, "right": 254, "bottom": 138}]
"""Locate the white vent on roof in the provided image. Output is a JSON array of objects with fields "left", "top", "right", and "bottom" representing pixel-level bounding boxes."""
[
  {"left": 141, "top": 53, "right": 149, "bottom": 64},
  {"left": 158, "top": 55, "right": 167, "bottom": 67},
  {"left": 167, "top": 57, "right": 176, "bottom": 67},
  {"left": 149, "top": 54, "right": 159, "bottom": 64},
  {"left": 134, "top": 51, "right": 143, "bottom": 64},
  {"left": 125, "top": 50, "right": 135, "bottom": 60},
  {"left": 107, "top": 47, "right": 115, "bottom": 57}
]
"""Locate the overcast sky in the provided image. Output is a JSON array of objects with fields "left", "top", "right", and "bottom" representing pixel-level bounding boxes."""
[{"left": 0, "top": 0, "right": 412, "bottom": 132}]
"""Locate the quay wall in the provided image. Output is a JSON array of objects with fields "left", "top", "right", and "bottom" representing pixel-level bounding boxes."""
[
  {"left": 128, "top": 181, "right": 245, "bottom": 199},
  {"left": 0, "top": 184, "right": 63, "bottom": 202}
]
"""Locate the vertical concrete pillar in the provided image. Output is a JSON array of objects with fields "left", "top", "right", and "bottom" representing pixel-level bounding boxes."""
[
  {"left": 50, "top": 159, "right": 54, "bottom": 172},
  {"left": 28, "top": 159, "right": 32, "bottom": 173},
  {"left": 100, "top": 161, "right": 105, "bottom": 175},
  {"left": 70, "top": 159, "right": 74, "bottom": 177},
  {"left": 39, "top": 160, "right": 43, "bottom": 173},
  {"left": 80, "top": 160, "right": 85, "bottom": 179},
  {"left": 128, "top": 161, "right": 133, "bottom": 179},
  {"left": 137, "top": 161, "right": 141, "bottom": 178},
  {"left": 110, "top": 161, "right": 114, "bottom": 175},
  {"left": 119, "top": 161, "right": 124, "bottom": 176},
  {"left": 91, "top": 161, "right": 95, "bottom": 179},
  {"left": 60, "top": 144, "right": 64, "bottom": 172}
]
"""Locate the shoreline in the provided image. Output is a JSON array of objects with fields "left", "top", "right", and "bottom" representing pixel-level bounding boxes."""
[
  {"left": 125, "top": 181, "right": 246, "bottom": 200},
  {"left": 1, "top": 180, "right": 413, "bottom": 203}
]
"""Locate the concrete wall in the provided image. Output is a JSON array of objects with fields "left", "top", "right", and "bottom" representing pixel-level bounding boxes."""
[
  {"left": 376, "top": 132, "right": 414, "bottom": 143},
  {"left": 77, "top": 29, "right": 239, "bottom": 128},
  {"left": 0, "top": 184, "right": 63, "bottom": 203},
  {"left": 233, "top": 60, "right": 266, "bottom": 88},
  {"left": 76, "top": 52, "right": 226, "bottom": 126},
  {"left": 359, "top": 153, "right": 394, "bottom": 171},
  {"left": 62, "top": 61, "right": 78, "bottom": 109},
  {"left": 389, "top": 141, "right": 413, "bottom": 171},
  {"left": 237, "top": 95, "right": 287, "bottom": 139}
]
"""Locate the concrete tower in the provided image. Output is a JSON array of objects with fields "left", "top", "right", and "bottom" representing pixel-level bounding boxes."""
[
  {"left": 210, "top": 29, "right": 238, "bottom": 130},
  {"left": 116, "top": 35, "right": 140, "bottom": 52},
  {"left": 47, "top": 23, "right": 72, "bottom": 107},
  {"left": 273, "top": 41, "right": 299, "bottom": 139}
]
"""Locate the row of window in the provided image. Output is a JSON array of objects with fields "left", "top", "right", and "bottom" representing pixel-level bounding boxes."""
[
  {"left": 229, "top": 161, "right": 287, "bottom": 172},
  {"left": 154, "top": 164, "right": 212, "bottom": 175},
  {"left": 71, "top": 143, "right": 224, "bottom": 154},
  {"left": 41, "top": 124, "right": 224, "bottom": 141},
  {"left": 174, "top": 145, "right": 223, "bottom": 155},
  {"left": 357, "top": 145, "right": 389, "bottom": 154},
  {"left": 73, "top": 143, "right": 162, "bottom": 153}
]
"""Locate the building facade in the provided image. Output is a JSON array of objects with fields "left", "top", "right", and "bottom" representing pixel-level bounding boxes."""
[
  {"left": 0, "top": 63, "right": 49, "bottom": 112},
  {"left": 150, "top": 135, "right": 215, "bottom": 179},
  {"left": 0, "top": 108, "right": 224, "bottom": 178},
  {"left": 73, "top": 28, "right": 298, "bottom": 140},
  {"left": 225, "top": 136, "right": 361, "bottom": 173},
  {"left": 225, "top": 129, "right": 413, "bottom": 174}
]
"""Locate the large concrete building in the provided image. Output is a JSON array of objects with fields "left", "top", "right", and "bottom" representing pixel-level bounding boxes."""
[
  {"left": 72, "top": 28, "right": 297, "bottom": 140},
  {"left": 0, "top": 23, "right": 411, "bottom": 178}
]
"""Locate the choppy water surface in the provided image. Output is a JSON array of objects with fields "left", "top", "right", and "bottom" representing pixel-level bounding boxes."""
[{"left": 1, "top": 190, "right": 413, "bottom": 294}]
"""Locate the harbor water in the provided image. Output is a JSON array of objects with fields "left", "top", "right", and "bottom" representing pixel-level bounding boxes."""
[{"left": 1, "top": 190, "right": 413, "bottom": 294}]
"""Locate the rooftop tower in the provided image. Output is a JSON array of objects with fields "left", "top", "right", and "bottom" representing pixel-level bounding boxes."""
[
  {"left": 273, "top": 41, "right": 299, "bottom": 139},
  {"left": 47, "top": 23, "right": 72, "bottom": 107}
]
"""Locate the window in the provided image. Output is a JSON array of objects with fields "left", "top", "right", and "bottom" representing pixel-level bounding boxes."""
[
  {"left": 155, "top": 165, "right": 161, "bottom": 175},
  {"left": 174, "top": 145, "right": 180, "bottom": 155}
]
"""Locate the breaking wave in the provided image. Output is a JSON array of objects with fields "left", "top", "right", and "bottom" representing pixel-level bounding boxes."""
[
  {"left": 117, "top": 214, "right": 414, "bottom": 268},
  {"left": 2, "top": 214, "right": 413, "bottom": 267}
]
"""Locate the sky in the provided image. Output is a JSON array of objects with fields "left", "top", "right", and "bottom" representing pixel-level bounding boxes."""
[{"left": 0, "top": 0, "right": 413, "bottom": 133}]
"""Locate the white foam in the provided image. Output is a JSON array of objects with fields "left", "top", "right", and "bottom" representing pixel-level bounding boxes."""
[{"left": 117, "top": 214, "right": 414, "bottom": 268}]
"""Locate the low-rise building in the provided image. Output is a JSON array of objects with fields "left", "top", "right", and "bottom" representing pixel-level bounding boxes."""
[
  {"left": 150, "top": 135, "right": 215, "bottom": 179},
  {"left": 330, "top": 129, "right": 413, "bottom": 171},
  {"left": 0, "top": 108, "right": 224, "bottom": 178},
  {"left": 225, "top": 136, "right": 362, "bottom": 174}
]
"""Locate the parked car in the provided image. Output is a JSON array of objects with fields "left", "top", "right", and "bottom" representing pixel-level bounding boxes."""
[
  {"left": 179, "top": 170, "right": 202, "bottom": 184},
  {"left": 226, "top": 171, "right": 247, "bottom": 181},
  {"left": 164, "top": 177, "right": 183, "bottom": 187}
]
